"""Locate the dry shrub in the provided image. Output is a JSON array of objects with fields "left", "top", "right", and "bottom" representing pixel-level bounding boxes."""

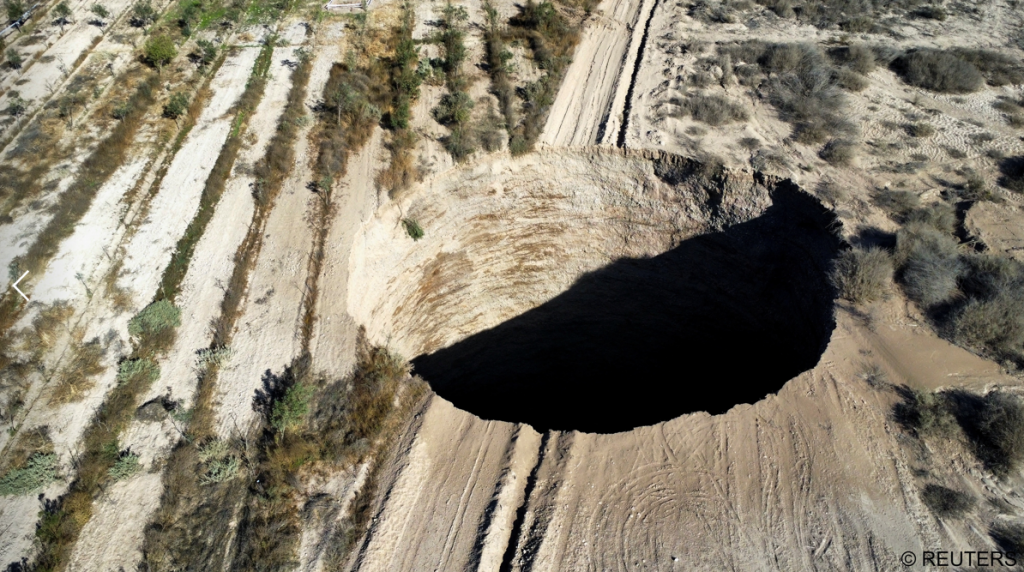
[
  {"left": 819, "top": 138, "right": 857, "bottom": 165},
  {"left": 893, "top": 387, "right": 958, "bottom": 437},
  {"left": 830, "top": 246, "right": 893, "bottom": 304},
  {"left": 894, "top": 223, "right": 963, "bottom": 308},
  {"left": 948, "top": 391, "right": 1024, "bottom": 477},
  {"left": 905, "top": 122, "right": 935, "bottom": 137},
  {"left": 671, "top": 93, "right": 748, "bottom": 125},
  {"left": 952, "top": 48, "right": 1024, "bottom": 87},
  {"left": 920, "top": 484, "right": 974, "bottom": 518},
  {"left": 991, "top": 522, "right": 1024, "bottom": 556},
  {"left": 49, "top": 339, "right": 105, "bottom": 405},
  {"left": 947, "top": 255, "right": 1024, "bottom": 364},
  {"left": 905, "top": 202, "right": 956, "bottom": 235},
  {"left": 836, "top": 68, "right": 869, "bottom": 91},
  {"left": 872, "top": 188, "right": 919, "bottom": 221},
  {"left": 33, "top": 302, "right": 73, "bottom": 352},
  {"left": 891, "top": 49, "right": 984, "bottom": 93},
  {"left": 999, "top": 156, "right": 1024, "bottom": 194}
]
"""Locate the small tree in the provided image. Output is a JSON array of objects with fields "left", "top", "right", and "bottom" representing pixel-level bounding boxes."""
[
  {"left": 90, "top": 3, "right": 109, "bottom": 22},
  {"left": 52, "top": 1, "right": 72, "bottom": 29},
  {"left": 5, "top": 0, "right": 26, "bottom": 22},
  {"left": 144, "top": 34, "right": 177, "bottom": 72},
  {"left": 131, "top": 0, "right": 155, "bottom": 26},
  {"left": 163, "top": 92, "right": 189, "bottom": 119},
  {"left": 194, "top": 39, "right": 217, "bottom": 67},
  {"left": 5, "top": 47, "right": 22, "bottom": 70}
]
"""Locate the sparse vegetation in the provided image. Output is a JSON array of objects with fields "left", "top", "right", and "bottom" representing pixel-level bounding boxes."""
[
  {"left": 819, "top": 138, "right": 857, "bottom": 166},
  {"left": 5, "top": 47, "right": 22, "bottom": 70},
  {"left": 718, "top": 41, "right": 857, "bottom": 144},
  {"left": 0, "top": 453, "right": 59, "bottom": 496},
  {"left": 131, "top": 0, "right": 156, "bottom": 26},
  {"left": 830, "top": 247, "right": 893, "bottom": 304},
  {"left": 402, "top": 218, "right": 424, "bottom": 240},
  {"left": 905, "top": 122, "right": 934, "bottom": 138},
  {"left": 50, "top": 339, "right": 106, "bottom": 404},
  {"left": 920, "top": 484, "right": 974, "bottom": 518},
  {"left": 873, "top": 188, "right": 919, "bottom": 221},
  {"left": 51, "top": 0, "right": 71, "bottom": 22},
  {"left": 669, "top": 93, "right": 748, "bottom": 126}
]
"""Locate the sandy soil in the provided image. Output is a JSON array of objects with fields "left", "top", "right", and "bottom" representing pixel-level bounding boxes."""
[
  {"left": 539, "top": 0, "right": 653, "bottom": 147},
  {"left": 0, "top": 47, "right": 258, "bottom": 566},
  {"left": 211, "top": 37, "right": 339, "bottom": 438},
  {"left": 308, "top": 128, "right": 384, "bottom": 378}
]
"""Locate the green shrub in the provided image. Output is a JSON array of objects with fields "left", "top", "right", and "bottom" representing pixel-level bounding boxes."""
[
  {"left": 108, "top": 452, "right": 141, "bottom": 481},
  {"left": 892, "top": 49, "right": 983, "bottom": 93},
  {"left": 116, "top": 358, "right": 160, "bottom": 385},
  {"left": 129, "top": 300, "right": 181, "bottom": 338},
  {"left": 144, "top": 35, "right": 178, "bottom": 71},
  {"left": 895, "top": 223, "right": 963, "bottom": 308},
  {"left": 198, "top": 440, "right": 239, "bottom": 484},
  {"left": 920, "top": 484, "right": 973, "bottom": 518},
  {"left": 5, "top": 48, "right": 23, "bottom": 70},
  {"left": 270, "top": 382, "right": 313, "bottom": 435},
  {"left": 0, "top": 453, "right": 59, "bottom": 496},
  {"left": 432, "top": 91, "right": 474, "bottom": 126},
  {"left": 194, "top": 39, "right": 217, "bottom": 67},
  {"left": 947, "top": 256, "right": 1024, "bottom": 364},
  {"left": 163, "top": 92, "right": 189, "bottom": 119},
  {"left": 4, "top": 0, "right": 24, "bottom": 20},
  {"left": 51, "top": 0, "right": 71, "bottom": 24},
  {"left": 112, "top": 100, "right": 132, "bottom": 120},
  {"left": 830, "top": 247, "right": 893, "bottom": 304},
  {"left": 196, "top": 346, "right": 233, "bottom": 368},
  {"left": 402, "top": 218, "right": 424, "bottom": 241},
  {"left": 6, "top": 94, "right": 26, "bottom": 117},
  {"left": 90, "top": 3, "right": 109, "bottom": 19}
]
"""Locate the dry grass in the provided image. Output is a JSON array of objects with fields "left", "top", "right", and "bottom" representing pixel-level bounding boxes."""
[
  {"left": 0, "top": 73, "right": 160, "bottom": 336},
  {"left": 158, "top": 44, "right": 272, "bottom": 303},
  {"left": 48, "top": 339, "right": 106, "bottom": 405}
]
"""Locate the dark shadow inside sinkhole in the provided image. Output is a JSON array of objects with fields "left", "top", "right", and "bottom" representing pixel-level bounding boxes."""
[{"left": 411, "top": 186, "right": 842, "bottom": 433}]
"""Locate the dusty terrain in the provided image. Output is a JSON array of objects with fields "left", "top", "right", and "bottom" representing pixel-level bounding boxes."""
[{"left": 0, "top": 0, "right": 1023, "bottom": 567}]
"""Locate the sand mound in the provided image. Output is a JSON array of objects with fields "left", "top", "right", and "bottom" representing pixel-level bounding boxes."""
[{"left": 349, "top": 148, "right": 841, "bottom": 432}]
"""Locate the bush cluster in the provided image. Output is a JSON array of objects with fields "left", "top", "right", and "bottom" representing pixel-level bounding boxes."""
[
  {"left": 670, "top": 94, "right": 748, "bottom": 126},
  {"left": 830, "top": 246, "right": 893, "bottom": 304},
  {"left": 0, "top": 453, "right": 59, "bottom": 496},
  {"left": 919, "top": 484, "right": 974, "bottom": 518}
]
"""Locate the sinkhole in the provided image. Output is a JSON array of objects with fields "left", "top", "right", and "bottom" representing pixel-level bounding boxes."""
[{"left": 349, "top": 150, "right": 842, "bottom": 434}]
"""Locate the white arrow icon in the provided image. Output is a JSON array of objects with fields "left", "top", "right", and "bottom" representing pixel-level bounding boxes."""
[{"left": 11, "top": 271, "right": 29, "bottom": 302}]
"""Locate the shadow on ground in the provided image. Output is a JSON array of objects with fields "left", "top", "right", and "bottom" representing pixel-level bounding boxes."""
[{"left": 413, "top": 186, "right": 841, "bottom": 433}]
